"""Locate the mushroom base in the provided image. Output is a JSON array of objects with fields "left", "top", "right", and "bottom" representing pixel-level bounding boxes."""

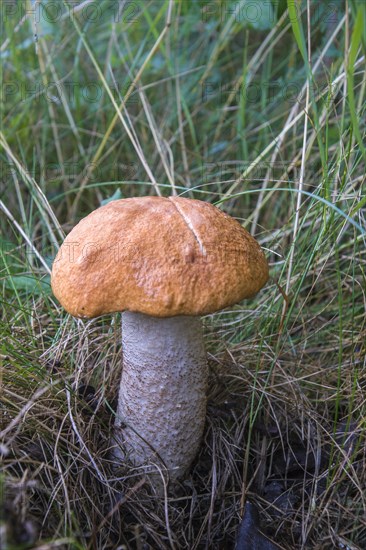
[{"left": 113, "top": 311, "right": 208, "bottom": 483}]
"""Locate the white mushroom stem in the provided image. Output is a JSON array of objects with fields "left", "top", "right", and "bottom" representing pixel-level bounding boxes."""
[{"left": 114, "top": 311, "right": 208, "bottom": 481}]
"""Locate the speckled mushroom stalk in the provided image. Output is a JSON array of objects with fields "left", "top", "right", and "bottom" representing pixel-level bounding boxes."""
[{"left": 114, "top": 312, "right": 208, "bottom": 481}]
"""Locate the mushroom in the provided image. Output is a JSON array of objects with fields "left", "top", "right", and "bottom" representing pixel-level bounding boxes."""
[{"left": 51, "top": 196, "right": 268, "bottom": 482}]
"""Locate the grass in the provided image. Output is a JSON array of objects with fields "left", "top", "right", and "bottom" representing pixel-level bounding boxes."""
[{"left": 1, "top": 0, "right": 366, "bottom": 548}]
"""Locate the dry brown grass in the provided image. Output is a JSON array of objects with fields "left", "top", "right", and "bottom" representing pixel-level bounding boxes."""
[{"left": 1, "top": 309, "right": 366, "bottom": 549}]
